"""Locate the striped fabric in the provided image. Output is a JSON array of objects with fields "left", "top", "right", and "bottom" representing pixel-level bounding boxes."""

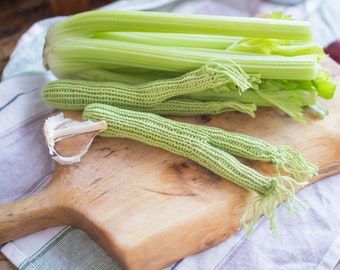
[{"left": 1, "top": 0, "right": 340, "bottom": 269}]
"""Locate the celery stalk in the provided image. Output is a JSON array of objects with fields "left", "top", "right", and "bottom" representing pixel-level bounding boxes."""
[
  {"left": 46, "top": 10, "right": 312, "bottom": 43},
  {"left": 42, "top": 9, "right": 336, "bottom": 122},
  {"left": 43, "top": 10, "right": 317, "bottom": 81},
  {"left": 44, "top": 10, "right": 315, "bottom": 80},
  {"left": 93, "top": 32, "right": 238, "bottom": 50},
  {"left": 45, "top": 38, "right": 317, "bottom": 80}
]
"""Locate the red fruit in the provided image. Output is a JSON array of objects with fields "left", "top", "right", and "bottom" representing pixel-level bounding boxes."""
[{"left": 324, "top": 40, "right": 340, "bottom": 64}]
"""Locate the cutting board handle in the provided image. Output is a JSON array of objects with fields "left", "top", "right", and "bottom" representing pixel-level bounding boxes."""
[{"left": 0, "top": 190, "right": 61, "bottom": 245}]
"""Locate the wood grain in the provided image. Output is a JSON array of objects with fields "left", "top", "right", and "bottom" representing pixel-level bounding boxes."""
[
  {"left": 1, "top": 3, "right": 339, "bottom": 267},
  {"left": 0, "top": 59, "right": 339, "bottom": 270}
]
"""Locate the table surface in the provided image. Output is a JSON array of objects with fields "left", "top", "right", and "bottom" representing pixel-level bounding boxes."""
[
  {"left": 0, "top": 0, "right": 53, "bottom": 81},
  {"left": 0, "top": 0, "right": 113, "bottom": 80}
]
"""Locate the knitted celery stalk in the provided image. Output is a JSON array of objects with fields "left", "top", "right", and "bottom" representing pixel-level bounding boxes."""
[
  {"left": 83, "top": 103, "right": 318, "bottom": 235},
  {"left": 143, "top": 98, "right": 256, "bottom": 117},
  {"left": 190, "top": 125, "right": 318, "bottom": 182},
  {"left": 43, "top": 59, "right": 254, "bottom": 115}
]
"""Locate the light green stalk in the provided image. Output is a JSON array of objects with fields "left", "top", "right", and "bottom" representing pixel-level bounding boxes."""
[
  {"left": 83, "top": 103, "right": 317, "bottom": 236},
  {"left": 46, "top": 10, "right": 312, "bottom": 43}
]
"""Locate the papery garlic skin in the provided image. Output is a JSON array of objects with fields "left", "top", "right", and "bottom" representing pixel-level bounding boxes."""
[
  {"left": 52, "top": 144, "right": 87, "bottom": 165},
  {"left": 44, "top": 113, "right": 73, "bottom": 150},
  {"left": 43, "top": 112, "right": 107, "bottom": 165}
]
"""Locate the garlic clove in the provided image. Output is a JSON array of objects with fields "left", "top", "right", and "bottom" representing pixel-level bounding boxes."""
[{"left": 43, "top": 112, "right": 107, "bottom": 165}]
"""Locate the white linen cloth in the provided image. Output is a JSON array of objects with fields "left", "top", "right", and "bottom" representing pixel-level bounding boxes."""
[{"left": 1, "top": 0, "right": 339, "bottom": 269}]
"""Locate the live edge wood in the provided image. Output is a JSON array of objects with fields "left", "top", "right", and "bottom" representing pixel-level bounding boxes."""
[{"left": 0, "top": 58, "right": 339, "bottom": 270}]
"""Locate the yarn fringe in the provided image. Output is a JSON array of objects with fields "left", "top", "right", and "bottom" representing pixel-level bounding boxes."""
[
  {"left": 240, "top": 175, "right": 309, "bottom": 237},
  {"left": 205, "top": 58, "right": 256, "bottom": 92},
  {"left": 273, "top": 145, "right": 319, "bottom": 182}
]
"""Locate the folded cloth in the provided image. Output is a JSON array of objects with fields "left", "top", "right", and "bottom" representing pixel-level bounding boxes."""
[
  {"left": 0, "top": 74, "right": 55, "bottom": 205},
  {"left": 1, "top": 0, "right": 339, "bottom": 269}
]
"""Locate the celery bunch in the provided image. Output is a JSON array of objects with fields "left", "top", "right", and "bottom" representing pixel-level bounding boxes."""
[{"left": 43, "top": 10, "right": 336, "bottom": 122}]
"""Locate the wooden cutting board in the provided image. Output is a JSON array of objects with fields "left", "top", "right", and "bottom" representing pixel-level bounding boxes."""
[{"left": 0, "top": 59, "right": 339, "bottom": 270}]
